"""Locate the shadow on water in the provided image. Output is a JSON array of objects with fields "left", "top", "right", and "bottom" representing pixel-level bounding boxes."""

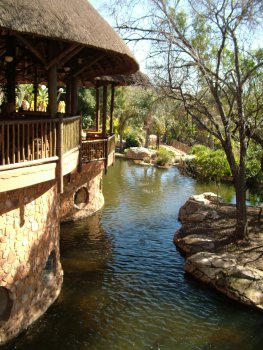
[{"left": 2, "top": 160, "right": 263, "bottom": 350}]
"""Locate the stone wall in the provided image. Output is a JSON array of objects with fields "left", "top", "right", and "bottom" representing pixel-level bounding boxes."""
[
  {"left": 0, "top": 181, "right": 63, "bottom": 345},
  {"left": 60, "top": 161, "right": 105, "bottom": 222}
]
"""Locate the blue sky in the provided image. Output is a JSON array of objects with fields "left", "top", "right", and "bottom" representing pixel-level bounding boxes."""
[
  {"left": 89, "top": 0, "right": 148, "bottom": 72},
  {"left": 89, "top": 0, "right": 263, "bottom": 72}
]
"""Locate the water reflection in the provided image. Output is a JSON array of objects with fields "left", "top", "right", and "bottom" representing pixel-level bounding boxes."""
[{"left": 2, "top": 160, "right": 263, "bottom": 350}]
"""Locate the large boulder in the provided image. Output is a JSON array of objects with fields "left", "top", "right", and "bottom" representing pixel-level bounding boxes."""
[
  {"left": 178, "top": 192, "right": 223, "bottom": 223},
  {"left": 125, "top": 147, "right": 156, "bottom": 160}
]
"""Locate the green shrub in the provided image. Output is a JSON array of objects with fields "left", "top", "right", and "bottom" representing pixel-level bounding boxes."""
[
  {"left": 125, "top": 133, "right": 140, "bottom": 149},
  {"left": 190, "top": 145, "right": 231, "bottom": 181},
  {"left": 155, "top": 147, "right": 173, "bottom": 166},
  {"left": 246, "top": 143, "right": 263, "bottom": 186},
  {"left": 190, "top": 143, "right": 263, "bottom": 185}
]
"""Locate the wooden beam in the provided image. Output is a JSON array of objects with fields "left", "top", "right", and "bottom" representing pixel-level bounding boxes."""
[
  {"left": 14, "top": 33, "right": 47, "bottom": 66},
  {"left": 46, "top": 43, "right": 80, "bottom": 70},
  {"left": 59, "top": 46, "right": 83, "bottom": 67},
  {"left": 73, "top": 55, "right": 104, "bottom": 77}
]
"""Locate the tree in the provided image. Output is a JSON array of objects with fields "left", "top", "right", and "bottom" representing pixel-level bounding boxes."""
[
  {"left": 106, "top": 0, "right": 263, "bottom": 240},
  {"left": 114, "top": 86, "right": 157, "bottom": 151},
  {"left": 78, "top": 87, "right": 96, "bottom": 129},
  {"left": 113, "top": 87, "right": 137, "bottom": 152}
]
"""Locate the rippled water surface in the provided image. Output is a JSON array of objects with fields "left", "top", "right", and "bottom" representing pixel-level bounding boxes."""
[{"left": 3, "top": 160, "right": 263, "bottom": 350}]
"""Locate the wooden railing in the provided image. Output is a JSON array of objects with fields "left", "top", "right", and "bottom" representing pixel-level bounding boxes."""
[
  {"left": 107, "top": 134, "right": 115, "bottom": 155},
  {"left": 63, "top": 116, "right": 81, "bottom": 154},
  {"left": 0, "top": 118, "right": 58, "bottom": 169},
  {"left": 0, "top": 116, "right": 115, "bottom": 177},
  {"left": 81, "top": 134, "right": 115, "bottom": 163},
  {"left": 81, "top": 139, "right": 107, "bottom": 162}
]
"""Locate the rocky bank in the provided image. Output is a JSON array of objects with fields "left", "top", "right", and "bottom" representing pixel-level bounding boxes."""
[{"left": 174, "top": 193, "right": 263, "bottom": 311}]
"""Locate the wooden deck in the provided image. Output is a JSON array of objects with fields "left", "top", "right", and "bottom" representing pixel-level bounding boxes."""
[{"left": 0, "top": 115, "right": 115, "bottom": 192}]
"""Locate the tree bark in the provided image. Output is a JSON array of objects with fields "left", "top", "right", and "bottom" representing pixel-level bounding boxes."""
[
  {"left": 233, "top": 169, "right": 248, "bottom": 240},
  {"left": 145, "top": 128, "right": 150, "bottom": 148},
  {"left": 119, "top": 130, "right": 123, "bottom": 153}
]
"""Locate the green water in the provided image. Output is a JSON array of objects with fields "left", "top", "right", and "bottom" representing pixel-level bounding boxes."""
[{"left": 2, "top": 160, "right": 263, "bottom": 350}]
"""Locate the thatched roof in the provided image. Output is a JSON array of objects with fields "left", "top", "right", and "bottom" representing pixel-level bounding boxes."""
[
  {"left": 95, "top": 71, "right": 151, "bottom": 87},
  {"left": 0, "top": 0, "right": 139, "bottom": 84}
]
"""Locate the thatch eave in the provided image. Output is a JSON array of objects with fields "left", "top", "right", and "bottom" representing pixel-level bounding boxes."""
[{"left": 0, "top": 0, "right": 139, "bottom": 77}]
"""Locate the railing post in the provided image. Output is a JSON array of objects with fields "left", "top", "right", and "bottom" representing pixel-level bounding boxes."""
[
  {"left": 57, "top": 114, "right": 64, "bottom": 193},
  {"left": 104, "top": 137, "right": 108, "bottom": 174},
  {"left": 78, "top": 116, "right": 82, "bottom": 173}
]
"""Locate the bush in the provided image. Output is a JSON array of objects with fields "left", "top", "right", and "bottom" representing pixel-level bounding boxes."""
[
  {"left": 246, "top": 143, "right": 263, "bottom": 186},
  {"left": 125, "top": 134, "right": 140, "bottom": 149},
  {"left": 155, "top": 147, "right": 173, "bottom": 166},
  {"left": 189, "top": 143, "right": 263, "bottom": 185},
  {"left": 190, "top": 145, "right": 231, "bottom": 181}
]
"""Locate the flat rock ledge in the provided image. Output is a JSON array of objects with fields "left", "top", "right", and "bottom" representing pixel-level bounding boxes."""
[{"left": 174, "top": 193, "right": 263, "bottom": 311}]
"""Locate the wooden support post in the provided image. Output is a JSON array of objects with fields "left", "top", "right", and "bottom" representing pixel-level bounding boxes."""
[
  {"left": 48, "top": 65, "right": 57, "bottom": 118},
  {"left": 57, "top": 114, "right": 64, "bottom": 193},
  {"left": 102, "top": 85, "right": 107, "bottom": 137},
  {"left": 95, "top": 86, "right": 100, "bottom": 132},
  {"left": 5, "top": 36, "right": 16, "bottom": 112},
  {"left": 110, "top": 84, "right": 115, "bottom": 135},
  {"left": 47, "top": 43, "right": 58, "bottom": 118},
  {"left": 33, "top": 68, "right": 38, "bottom": 111},
  {"left": 71, "top": 77, "right": 78, "bottom": 116},
  {"left": 66, "top": 78, "right": 72, "bottom": 115}
]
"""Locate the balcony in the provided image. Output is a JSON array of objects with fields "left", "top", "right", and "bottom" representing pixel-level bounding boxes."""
[{"left": 0, "top": 114, "right": 115, "bottom": 192}]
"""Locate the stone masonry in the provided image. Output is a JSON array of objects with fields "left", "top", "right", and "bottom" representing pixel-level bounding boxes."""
[
  {"left": 0, "top": 181, "right": 63, "bottom": 345},
  {"left": 60, "top": 161, "right": 105, "bottom": 222}
]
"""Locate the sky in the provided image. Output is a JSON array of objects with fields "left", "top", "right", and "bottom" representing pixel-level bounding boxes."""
[
  {"left": 89, "top": 0, "right": 263, "bottom": 73},
  {"left": 89, "top": 0, "right": 149, "bottom": 72}
]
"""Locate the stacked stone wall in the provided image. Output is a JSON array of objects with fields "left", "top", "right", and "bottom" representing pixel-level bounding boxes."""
[
  {"left": 60, "top": 161, "right": 105, "bottom": 222},
  {"left": 0, "top": 181, "right": 63, "bottom": 345}
]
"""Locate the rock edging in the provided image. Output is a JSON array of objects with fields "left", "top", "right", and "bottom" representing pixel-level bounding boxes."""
[{"left": 174, "top": 193, "right": 263, "bottom": 311}]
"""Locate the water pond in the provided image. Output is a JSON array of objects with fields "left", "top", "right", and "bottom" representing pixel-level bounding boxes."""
[{"left": 3, "top": 160, "right": 263, "bottom": 350}]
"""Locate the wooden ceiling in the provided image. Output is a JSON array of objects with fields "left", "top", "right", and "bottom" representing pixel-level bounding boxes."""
[{"left": 0, "top": 29, "right": 136, "bottom": 87}]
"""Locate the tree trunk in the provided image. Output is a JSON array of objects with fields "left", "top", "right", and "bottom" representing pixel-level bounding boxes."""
[
  {"left": 223, "top": 140, "right": 248, "bottom": 241},
  {"left": 157, "top": 133, "right": 160, "bottom": 149},
  {"left": 145, "top": 128, "right": 149, "bottom": 148},
  {"left": 233, "top": 167, "right": 248, "bottom": 240},
  {"left": 119, "top": 131, "right": 123, "bottom": 153}
]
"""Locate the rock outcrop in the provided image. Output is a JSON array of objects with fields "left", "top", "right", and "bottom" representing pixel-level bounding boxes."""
[
  {"left": 125, "top": 147, "right": 156, "bottom": 161},
  {"left": 174, "top": 193, "right": 263, "bottom": 311}
]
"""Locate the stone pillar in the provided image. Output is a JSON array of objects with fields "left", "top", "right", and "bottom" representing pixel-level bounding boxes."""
[{"left": 0, "top": 181, "right": 63, "bottom": 345}]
